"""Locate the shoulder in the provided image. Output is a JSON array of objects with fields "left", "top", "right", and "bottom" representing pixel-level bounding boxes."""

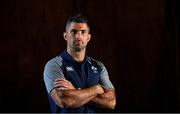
[
  {"left": 87, "top": 57, "right": 106, "bottom": 70},
  {"left": 45, "top": 55, "right": 63, "bottom": 68},
  {"left": 43, "top": 55, "right": 65, "bottom": 78},
  {"left": 44, "top": 55, "right": 65, "bottom": 74}
]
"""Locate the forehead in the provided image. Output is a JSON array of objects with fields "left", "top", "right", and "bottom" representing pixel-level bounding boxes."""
[{"left": 68, "top": 22, "right": 89, "bottom": 30}]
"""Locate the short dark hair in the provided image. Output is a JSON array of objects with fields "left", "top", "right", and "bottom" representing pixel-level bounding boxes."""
[{"left": 65, "top": 14, "right": 90, "bottom": 32}]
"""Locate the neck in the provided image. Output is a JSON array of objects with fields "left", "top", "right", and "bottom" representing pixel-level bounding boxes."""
[{"left": 67, "top": 48, "right": 86, "bottom": 62}]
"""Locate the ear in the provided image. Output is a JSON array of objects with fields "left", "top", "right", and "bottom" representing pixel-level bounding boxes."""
[
  {"left": 63, "top": 32, "right": 67, "bottom": 40},
  {"left": 87, "top": 34, "right": 91, "bottom": 42}
]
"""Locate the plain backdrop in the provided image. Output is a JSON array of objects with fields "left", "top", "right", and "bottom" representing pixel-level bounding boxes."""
[{"left": 0, "top": 0, "right": 179, "bottom": 112}]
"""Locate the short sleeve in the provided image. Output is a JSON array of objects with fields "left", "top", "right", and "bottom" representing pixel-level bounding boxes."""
[
  {"left": 43, "top": 57, "right": 65, "bottom": 94},
  {"left": 99, "top": 62, "right": 115, "bottom": 89}
]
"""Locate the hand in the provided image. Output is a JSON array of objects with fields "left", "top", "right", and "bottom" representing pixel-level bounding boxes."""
[
  {"left": 54, "top": 78, "right": 76, "bottom": 91},
  {"left": 96, "top": 84, "right": 104, "bottom": 94}
]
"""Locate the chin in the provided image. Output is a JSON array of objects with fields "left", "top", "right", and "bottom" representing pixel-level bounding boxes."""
[{"left": 74, "top": 46, "right": 85, "bottom": 52}]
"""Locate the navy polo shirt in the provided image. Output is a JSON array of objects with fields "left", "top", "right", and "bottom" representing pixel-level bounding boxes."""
[{"left": 44, "top": 51, "right": 114, "bottom": 113}]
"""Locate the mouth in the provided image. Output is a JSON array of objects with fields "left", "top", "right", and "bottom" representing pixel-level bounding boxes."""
[{"left": 73, "top": 40, "right": 81, "bottom": 45}]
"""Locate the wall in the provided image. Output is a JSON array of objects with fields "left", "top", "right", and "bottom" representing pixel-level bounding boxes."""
[{"left": 0, "top": 0, "right": 179, "bottom": 112}]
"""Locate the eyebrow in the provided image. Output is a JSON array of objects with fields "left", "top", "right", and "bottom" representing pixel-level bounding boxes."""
[
  {"left": 71, "top": 29, "right": 87, "bottom": 31},
  {"left": 71, "top": 29, "right": 88, "bottom": 33}
]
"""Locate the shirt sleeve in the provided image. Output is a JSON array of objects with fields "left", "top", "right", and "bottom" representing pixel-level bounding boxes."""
[
  {"left": 43, "top": 57, "right": 65, "bottom": 94},
  {"left": 99, "top": 62, "right": 115, "bottom": 89}
]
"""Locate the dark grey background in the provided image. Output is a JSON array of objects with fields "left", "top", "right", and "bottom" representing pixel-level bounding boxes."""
[{"left": 0, "top": 0, "right": 179, "bottom": 112}]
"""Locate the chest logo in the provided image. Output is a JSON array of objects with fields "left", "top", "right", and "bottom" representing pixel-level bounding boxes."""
[
  {"left": 66, "top": 66, "right": 74, "bottom": 71},
  {"left": 91, "top": 66, "right": 98, "bottom": 73}
]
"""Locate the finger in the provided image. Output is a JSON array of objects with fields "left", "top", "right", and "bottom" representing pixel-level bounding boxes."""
[
  {"left": 54, "top": 80, "right": 69, "bottom": 86},
  {"left": 54, "top": 83, "right": 65, "bottom": 88},
  {"left": 54, "top": 82, "right": 69, "bottom": 88},
  {"left": 54, "top": 80, "right": 73, "bottom": 87},
  {"left": 55, "top": 78, "right": 73, "bottom": 85},
  {"left": 55, "top": 78, "right": 70, "bottom": 83},
  {"left": 54, "top": 79, "right": 69, "bottom": 85},
  {"left": 56, "top": 87, "right": 68, "bottom": 91},
  {"left": 54, "top": 78, "right": 75, "bottom": 89},
  {"left": 54, "top": 82, "right": 75, "bottom": 90},
  {"left": 55, "top": 80, "right": 72, "bottom": 87},
  {"left": 54, "top": 80, "right": 69, "bottom": 84}
]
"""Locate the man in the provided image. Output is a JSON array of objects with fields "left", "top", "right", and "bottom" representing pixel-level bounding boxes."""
[{"left": 43, "top": 14, "right": 116, "bottom": 113}]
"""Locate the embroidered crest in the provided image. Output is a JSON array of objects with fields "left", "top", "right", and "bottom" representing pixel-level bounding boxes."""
[
  {"left": 66, "top": 66, "right": 74, "bottom": 71},
  {"left": 91, "top": 66, "right": 98, "bottom": 73}
]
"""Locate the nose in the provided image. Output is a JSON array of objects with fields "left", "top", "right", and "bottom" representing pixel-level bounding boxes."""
[{"left": 74, "top": 31, "right": 82, "bottom": 39}]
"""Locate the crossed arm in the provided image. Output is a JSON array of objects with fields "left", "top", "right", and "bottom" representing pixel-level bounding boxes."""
[{"left": 50, "top": 78, "right": 116, "bottom": 109}]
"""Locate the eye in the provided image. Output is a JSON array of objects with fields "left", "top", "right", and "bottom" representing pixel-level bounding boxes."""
[
  {"left": 70, "top": 29, "right": 88, "bottom": 35},
  {"left": 81, "top": 30, "right": 85, "bottom": 34},
  {"left": 71, "top": 30, "right": 77, "bottom": 34},
  {"left": 81, "top": 30, "right": 88, "bottom": 34}
]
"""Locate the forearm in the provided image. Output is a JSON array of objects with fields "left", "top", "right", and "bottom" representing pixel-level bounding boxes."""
[
  {"left": 89, "top": 89, "right": 116, "bottom": 110},
  {"left": 56, "top": 84, "right": 103, "bottom": 108}
]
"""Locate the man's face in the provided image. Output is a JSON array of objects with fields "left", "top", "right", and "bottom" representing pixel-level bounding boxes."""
[{"left": 64, "top": 22, "right": 91, "bottom": 52}]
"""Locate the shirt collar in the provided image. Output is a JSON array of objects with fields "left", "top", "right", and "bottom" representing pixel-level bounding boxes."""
[{"left": 61, "top": 50, "right": 88, "bottom": 64}]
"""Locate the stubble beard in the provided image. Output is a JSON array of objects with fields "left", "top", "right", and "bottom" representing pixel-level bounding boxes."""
[
  {"left": 73, "top": 45, "right": 85, "bottom": 52},
  {"left": 69, "top": 42, "right": 83, "bottom": 52}
]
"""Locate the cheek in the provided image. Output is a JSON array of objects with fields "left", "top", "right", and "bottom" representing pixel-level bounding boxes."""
[
  {"left": 84, "top": 39, "right": 90, "bottom": 45},
  {"left": 82, "top": 38, "right": 88, "bottom": 44},
  {"left": 67, "top": 39, "right": 73, "bottom": 44},
  {"left": 84, "top": 36, "right": 90, "bottom": 41}
]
